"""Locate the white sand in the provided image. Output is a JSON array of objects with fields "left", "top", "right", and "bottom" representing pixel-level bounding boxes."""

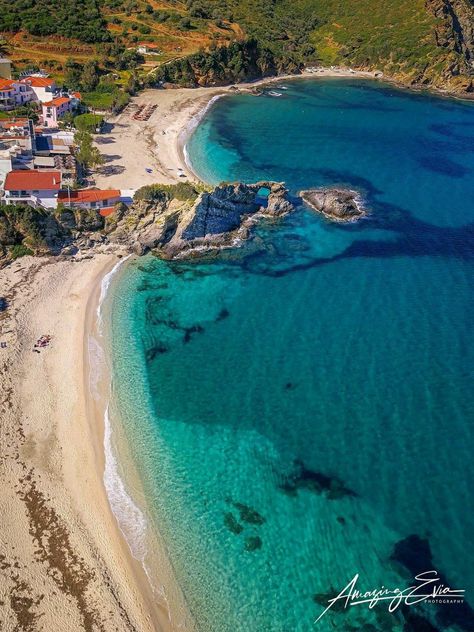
[{"left": 0, "top": 255, "right": 188, "bottom": 630}]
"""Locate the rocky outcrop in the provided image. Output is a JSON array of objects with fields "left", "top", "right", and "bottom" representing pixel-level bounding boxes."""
[
  {"left": 0, "top": 181, "right": 295, "bottom": 264},
  {"left": 108, "top": 181, "right": 294, "bottom": 258},
  {"left": 427, "top": 0, "right": 474, "bottom": 77},
  {"left": 300, "top": 188, "right": 367, "bottom": 222}
]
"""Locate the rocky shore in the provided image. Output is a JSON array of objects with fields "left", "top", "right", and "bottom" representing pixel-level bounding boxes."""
[
  {"left": 1, "top": 182, "right": 372, "bottom": 266},
  {"left": 0, "top": 182, "right": 295, "bottom": 264},
  {"left": 300, "top": 188, "right": 367, "bottom": 223}
]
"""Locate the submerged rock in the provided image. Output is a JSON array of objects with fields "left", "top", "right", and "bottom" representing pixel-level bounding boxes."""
[
  {"left": 300, "top": 188, "right": 367, "bottom": 222},
  {"left": 391, "top": 535, "right": 474, "bottom": 631}
]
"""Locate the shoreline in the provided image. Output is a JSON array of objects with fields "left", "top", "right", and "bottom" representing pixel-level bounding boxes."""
[
  {"left": 94, "top": 67, "right": 474, "bottom": 192},
  {"left": 94, "top": 68, "right": 380, "bottom": 190},
  {"left": 93, "top": 256, "right": 196, "bottom": 630},
  {"left": 0, "top": 253, "right": 185, "bottom": 630}
]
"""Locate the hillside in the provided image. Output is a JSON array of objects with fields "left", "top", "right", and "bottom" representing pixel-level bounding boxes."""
[{"left": 0, "top": 0, "right": 473, "bottom": 94}]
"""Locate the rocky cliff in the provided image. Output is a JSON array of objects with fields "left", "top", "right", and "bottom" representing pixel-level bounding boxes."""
[
  {"left": 107, "top": 181, "right": 293, "bottom": 258},
  {"left": 1, "top": 182, "right": 375, "bottom": 265},
  {"left": 426, "top": 0, "right": 474, "bottom": 87}
]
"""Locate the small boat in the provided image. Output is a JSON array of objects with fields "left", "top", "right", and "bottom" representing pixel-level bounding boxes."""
[
  {"left": 276, "top": 85, "right": 289, "bottom": 90},
  {"left": 267, "top": 91, "right": 283, "bottom": 97}
]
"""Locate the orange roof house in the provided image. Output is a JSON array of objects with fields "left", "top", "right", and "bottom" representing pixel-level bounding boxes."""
[
  {"left": 42, "top": 97, "right": 72, "bottom": 128},
  {"left": 21, "top": 76, "right": 56, "bottom": 88},
  {"left": 58, "top": 189, "right": 121, "bottom": 210},
  {"left": 4, "top": 170, "right": 61, "bottom": 191},
  {"left": 0, "top": 78, "right": 15, "bottom": 91},
  {"left": 43, "top": 96, "right": 70, "bottom": 108},
  {"left": 3, "top": 170, "right": 61, "bottom": 208}
]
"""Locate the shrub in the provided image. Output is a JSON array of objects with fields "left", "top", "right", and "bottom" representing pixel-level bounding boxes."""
[
  {"left": 134, "top": 182, "right": 199, "bottom": 203},
  {"left": 74, "top": 113, "right": 103, "bottom": 132},
  {"left": 10, "top": 244, "right": 33, "bottom": 259}
]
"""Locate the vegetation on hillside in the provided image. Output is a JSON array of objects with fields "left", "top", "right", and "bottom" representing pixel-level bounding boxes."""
[
  {"left": 0, "top": 0, "right": 109, "bottom": 43},
  {"left": 134, "top": 182, "right": 201, "bottom": 203},
  {"left": 0, "top": 0, "right": 472, "bottom": 97},
  {"left": 153, "top": 39, "right": 285, "bottom": 87}
]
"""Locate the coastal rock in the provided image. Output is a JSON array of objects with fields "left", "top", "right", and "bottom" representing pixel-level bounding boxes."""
[
  {"left": 182, "top": 183, "right": 260, "bottom": 239},
  {"left": 300, "top": 188, "right": 367, "bottom": 222},
  {"left": 0, "top": 181, "right": 294, "bottom": 262},
  {"left": 157, "top": 181, "right": 294, "bottom": 258}
]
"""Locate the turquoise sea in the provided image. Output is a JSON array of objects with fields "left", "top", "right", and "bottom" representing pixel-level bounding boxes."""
[{"left": 107, "top": 79, "right": 474, "bottom": 631}]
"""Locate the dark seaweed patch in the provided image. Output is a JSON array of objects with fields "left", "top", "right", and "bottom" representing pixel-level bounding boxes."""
[
  {"left": 312, "top": 589, "right": 346, "bottom": 613},
  {"left": 232, "top": 502, "right": 266, "bottom": 525},
  {"left": 224, "top": 512, "right": 243, "bottom": 535},
  {"left": 183, "top": 324, "right": 205, "bottom": 344},
  {"left": 215, "top": 308, "right": 230, "bottom": 322},
  {"left": 244, "top": 536, "right": 262, "bottom": 551},
  {"left": 401, "top": 609, "right": 441, "bottom": 632},
  {"left": 391, "top": 535, "right": 474, "bottom": 631},
  {"left": 145, "top": 345, "right": 169, "bottom": 361},
  {"left": 417, "top": 155, "right": 471, "bottom": 178},
  {"left": 279, "top": 460, "right": 357, "bottom": 500}
]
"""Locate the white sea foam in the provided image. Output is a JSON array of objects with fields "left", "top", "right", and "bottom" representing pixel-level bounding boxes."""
[
  {"left": 89, "top": 254, "right": 148, "bottom": 563},
  {"left": 97, "top": 255, "right": 131, "bottom": 334},
  {"left": 103, "top": 405, "right": 148, "bottom": 562}
]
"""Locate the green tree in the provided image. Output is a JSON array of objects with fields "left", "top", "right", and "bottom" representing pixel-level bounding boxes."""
[
  {"left": 64, "top": 58, "right": 82, "bottom": 90},
  {"left": 80, "top": 60, "right": 100, "bottom": 92},
  {"left": 74, "top": 130, "right": 104, "bottom": 171}
]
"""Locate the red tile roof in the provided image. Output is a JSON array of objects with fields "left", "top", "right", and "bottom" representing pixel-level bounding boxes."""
[
  {"left": 99, "top": 207, "right": 116, "bottom": 217},
  {"left": 58, "top": 189, "right": 121, "bottom": 204},
  {"left": 4, "top": 170, "right": 61, "bottom": 191},
  {"left": 0, "top": 118, "right": 28, "bottom": 129},
  {"left": 0, "top": 79, "right": 15, "bottom": 91},
  {"left": 71, "top": 91, "right": 82, "bottom": 99},
  {"left": 43, "top": 97, "right": 70, "bottom": 108},
  {"left": 22, "top": 76, "right": 55, "bottom": 88}
]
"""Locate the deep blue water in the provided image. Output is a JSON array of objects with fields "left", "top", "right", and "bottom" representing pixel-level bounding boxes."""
[{"left": 109, "top": 79, "right": 474, "bottom": 631}]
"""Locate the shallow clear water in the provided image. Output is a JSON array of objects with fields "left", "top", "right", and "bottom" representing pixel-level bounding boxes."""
[{"left": 109, "top": 79, "right": 474, "bottom": 631}]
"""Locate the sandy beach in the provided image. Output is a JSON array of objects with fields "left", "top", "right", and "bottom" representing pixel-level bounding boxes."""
[
  {"left": 0, "top": 254, "right": 189, "bottom": 631},
  {"left": 94, "top": 68, "right": 379, "bottom": 190}
]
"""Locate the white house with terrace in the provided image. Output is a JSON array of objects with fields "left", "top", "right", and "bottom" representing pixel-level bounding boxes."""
[
  {"left": 19, "top": 76, "right": 57, "bottom": 103},
  {"left": 2, "top": 170, "right": 61, "bottom": 208}
]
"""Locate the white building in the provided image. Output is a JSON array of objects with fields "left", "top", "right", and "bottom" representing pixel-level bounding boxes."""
[
  {"left": 20, "top": 76, "right": 57, "bottom": 103},
  {"left": 2, "top": 170, "right": 61, "bottom": 208},
  {"left": 0, "top": 79, "right": 34, "bottom": 111}
]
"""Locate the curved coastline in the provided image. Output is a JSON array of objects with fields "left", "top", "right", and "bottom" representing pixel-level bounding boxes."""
[
  {"left": 94, "top": 68, "right": 380, "bottom": 191},
  {"left": 87, "top": 71, "right": 474, "bottom": 631},
  {"left": 90, "top": 255, "right": 196, "bottom": 630}
]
